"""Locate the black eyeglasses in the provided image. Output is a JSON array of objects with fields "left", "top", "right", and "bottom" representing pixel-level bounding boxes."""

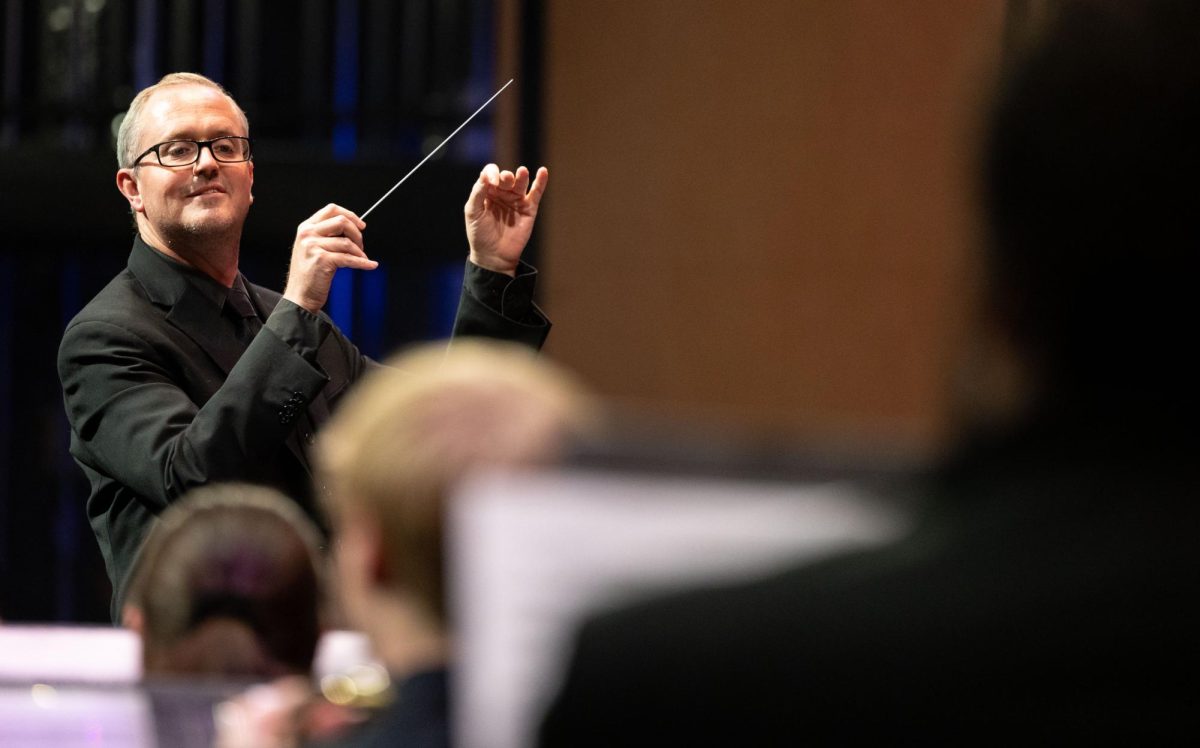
[{"left": 132, "top": 136, "right": 253, "bottom": 167}]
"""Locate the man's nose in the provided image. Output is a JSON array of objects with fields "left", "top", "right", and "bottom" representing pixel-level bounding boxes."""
[{"left": 193, "top": 143, "right": 220, "bottom": 173}]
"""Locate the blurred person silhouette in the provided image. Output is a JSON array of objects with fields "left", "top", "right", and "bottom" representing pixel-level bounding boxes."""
[
  {"left": 539, "top": 1, "right": 1200, "bottom": 744},
  {"left": 123, "top": 483, "right": 363, "bottom": 746},
  {"left": 312, "top": 340, "right": 597, "bottom": 748}
]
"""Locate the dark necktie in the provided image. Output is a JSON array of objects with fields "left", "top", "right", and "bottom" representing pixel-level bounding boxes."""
[{"left": 226, "top": 284, "right": 262, "bottom": 348}]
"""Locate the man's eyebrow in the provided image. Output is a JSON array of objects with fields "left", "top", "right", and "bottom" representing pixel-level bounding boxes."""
[{"left": 156, "top": 129, "right": 242, "bottom": 141}]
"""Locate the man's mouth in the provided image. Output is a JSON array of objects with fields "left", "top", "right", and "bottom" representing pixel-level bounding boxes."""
[{"left": 188, "top": 185, "right": 225, "bottom": 197}]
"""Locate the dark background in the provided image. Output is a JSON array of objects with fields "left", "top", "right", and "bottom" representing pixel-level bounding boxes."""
[{"left": 0, "top": 0, "right": 542, "bottom": 623}]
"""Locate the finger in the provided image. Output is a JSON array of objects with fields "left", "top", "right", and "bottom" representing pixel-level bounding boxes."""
[
  {"left": 483, "top": 190, "right": 525, "bottom": 213},
  {"left": 526, "top": 166, "right": 549, "bottom": 208},
  {"left": 306, "top": 242, "right": 377, "bottom": 270},
  {"left": 324, "top": 252, "right": 378, "bottom": 271},
  {"left": 307, "top": 215, "right": 365, "bottom": 250},
  {"left": 484, "top": 166, "right": 527, "bottom": 203},
  {"left": 465, "top": 170, "right": 490, "bottom": 217},
  {"left": 307, "top": 235, "right": 370, "bottom": 261},
  {"left": 480, "top": 163, "right": 501, "bottom": 187},
  {"left": 513, "top": 166, "right": 531, "bottom": 196},
  {"left": 309, "top": 203, "right": 366, "bottom": 230},
  {"left": 308, "top": 203, "right": 341, "bottom": 222}
]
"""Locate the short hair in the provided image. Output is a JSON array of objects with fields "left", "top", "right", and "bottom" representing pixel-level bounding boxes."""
[
  {"left": 124, "top": 483, "right": 326, "bottom": 679},
  {"left": 116, "top": 72, "right": 250, "bottom": 168},
  {"left": 316, "top": 340, "right": 597, "bottom": 625},
  {"left": 981, "top": 0, "right": 1200, "bottom": 392}
]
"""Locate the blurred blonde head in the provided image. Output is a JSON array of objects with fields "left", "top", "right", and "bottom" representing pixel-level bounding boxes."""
[{"left": 317, "top": 340, "right": 597, "bottom": 627}]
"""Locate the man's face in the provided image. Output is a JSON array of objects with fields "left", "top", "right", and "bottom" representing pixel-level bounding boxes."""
[{"left": 117, "top": 84, "right": 254, "bottom": 246}]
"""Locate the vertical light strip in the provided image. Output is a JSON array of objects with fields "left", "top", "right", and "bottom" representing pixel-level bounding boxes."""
[
  {"left": 328, "top": 0, "right": 361, "bottom": 336},
  {"left": 202, "top": 0, "right": 227, "bottom": 82},
  {"left": 0, "top": 245, "right": 12, "bottom": 577},
  {"left": 1, "top": 0, "right": 24, "bottom": 144},
  {"left": 133, "top": 0, "right": 159, "bottom": 89},
  {"left": 54, "top": 254, "right": 83, "bottom": 621},
  {"left": 332, "top": 0, "right": 359, "bottom": 161},
  {"left": 360, "top": 265, "right": 387, "bottom": 358}
]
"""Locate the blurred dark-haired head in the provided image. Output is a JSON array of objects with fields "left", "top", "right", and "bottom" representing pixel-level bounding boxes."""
[
  {"left": 982, "top": 0, "right": 1200, "bottom": 406},
  {"left": 123, "top": 484, "right": 326, "bottom": 680}
]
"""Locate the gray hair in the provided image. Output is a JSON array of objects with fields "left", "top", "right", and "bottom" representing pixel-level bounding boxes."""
[{"left": 115, "top": 72, "right": 249, "bottom": 168}]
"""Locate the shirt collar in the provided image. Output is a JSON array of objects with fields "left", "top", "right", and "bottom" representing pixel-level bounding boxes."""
[{"left": 131, "top": 233, "right": 244, "bottom": 313}]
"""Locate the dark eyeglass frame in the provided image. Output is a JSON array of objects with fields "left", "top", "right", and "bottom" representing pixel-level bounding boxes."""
[{"left": 131, "top": 136, "right": 253, "bottom": 167}]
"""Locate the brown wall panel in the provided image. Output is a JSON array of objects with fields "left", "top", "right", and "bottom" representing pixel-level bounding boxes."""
[{"left": 538, "top": 1, "right": 1006, "bottom": 455}]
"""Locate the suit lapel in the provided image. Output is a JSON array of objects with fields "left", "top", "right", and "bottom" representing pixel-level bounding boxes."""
[
  {"left": 128, "top": 238, "right": 326, "bottom": 474},
  {"left": 127, "top": 237, "right": 243, "bottom": 377},
  {"left": 164, "top": 284, "right": 243, "bottom": 375}
]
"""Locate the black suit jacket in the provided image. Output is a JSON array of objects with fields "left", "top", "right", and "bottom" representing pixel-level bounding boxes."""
[
  {"left": 539, "top": 405, "right": 1200, "bottom": 744},
  {"left": 58, "top": 237, "right": 549, "bottom": 616}
]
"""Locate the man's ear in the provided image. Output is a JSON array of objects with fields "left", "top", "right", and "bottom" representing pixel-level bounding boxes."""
[
  {"left": 248, "top": 160, "right": 254, "bottom": 205},
  {"left": 360, "top": 517, "right": 389, "bottom": 587},
  {"left": 341, "top": 510, "right": 390, "bottom": 589},
  {"left": 116, "top": 168, "right": 144, "bottom": 213}
]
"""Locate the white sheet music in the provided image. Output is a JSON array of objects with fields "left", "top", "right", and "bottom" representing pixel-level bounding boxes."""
[{"left": 449, "top": 468, "right": 910, "bottom": 748}]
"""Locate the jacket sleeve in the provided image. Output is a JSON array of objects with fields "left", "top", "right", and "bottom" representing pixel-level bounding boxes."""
[
  {"left": 57, "top": 303, "right": 355, "bottom": 510},
  {"left": 452, "top": 259, "right": 552, "bottom": 349}
]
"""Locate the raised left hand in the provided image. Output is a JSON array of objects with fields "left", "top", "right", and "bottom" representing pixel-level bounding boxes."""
[{"left": 465, "top": 164, "right": 549, "bottom": 277}]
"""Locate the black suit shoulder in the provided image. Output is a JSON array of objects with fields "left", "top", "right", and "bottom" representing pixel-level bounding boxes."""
[{"left": 63, "top": 268, "right": 160, "bottom": 336}]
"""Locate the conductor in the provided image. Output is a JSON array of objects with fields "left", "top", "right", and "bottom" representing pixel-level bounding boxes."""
[{"left": 57, "top": 72, "right": 552, "bottom": 618}]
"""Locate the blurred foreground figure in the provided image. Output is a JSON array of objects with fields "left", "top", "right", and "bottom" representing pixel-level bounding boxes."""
[
  {"left": 540, "top": 2, "right": 1200, "bottom": 743},
  {"left": 316, "top": 340, "right": 596, "bottom": 748},
  {"left": 122, "top": 483, "right": 325, "bottom": 679},
  {"left": 125, "top": 484, "right": 366, "bottom": 746}
]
